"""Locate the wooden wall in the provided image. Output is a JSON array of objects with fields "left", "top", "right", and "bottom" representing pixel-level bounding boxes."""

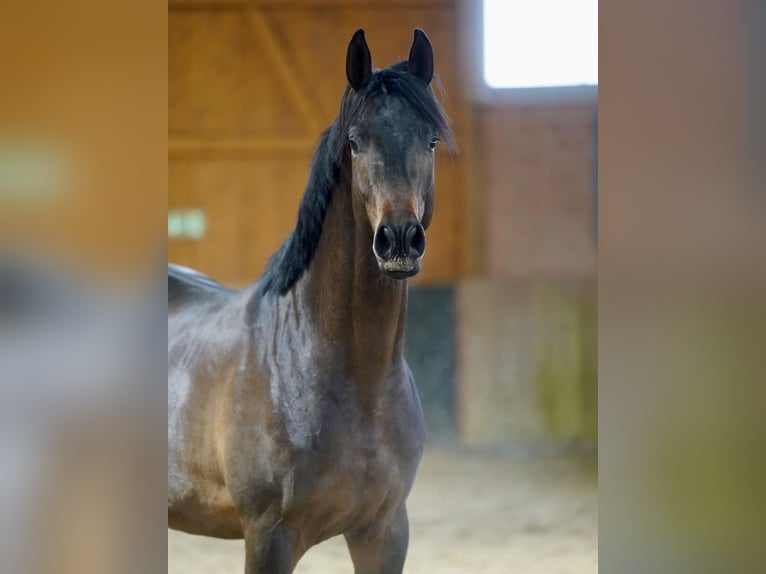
[{"left": 168, "top": 0, "right": 472, "bottom": 287}]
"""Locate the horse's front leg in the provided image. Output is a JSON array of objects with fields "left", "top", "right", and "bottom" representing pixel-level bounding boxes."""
[
  {"left": 243, "top": 519, "right": 299, "bottom": 574},
  {"left": 344, "top": 505, "right": 410, "bottom": 574}
]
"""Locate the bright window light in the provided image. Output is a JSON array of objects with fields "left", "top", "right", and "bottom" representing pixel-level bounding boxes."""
[{"left": 484, "top": 0, "right": 598, "bottom": 89}]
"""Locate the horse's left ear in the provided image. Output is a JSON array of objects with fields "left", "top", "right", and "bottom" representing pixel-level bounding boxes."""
[
  {"left": 407, "top": 29, "right": 433, "bottom": 85},
  {"left": 346, "top": 29, "right": 372, "bottom": 91}
]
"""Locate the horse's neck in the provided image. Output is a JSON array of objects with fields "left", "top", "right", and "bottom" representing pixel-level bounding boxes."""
[{"left": 299, "top": 178, "right": 408, "bottom": 380}]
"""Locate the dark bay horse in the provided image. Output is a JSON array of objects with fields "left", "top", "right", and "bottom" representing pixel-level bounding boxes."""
[{"left": 168, "top": 29, "right": 454, "bottom": 573}]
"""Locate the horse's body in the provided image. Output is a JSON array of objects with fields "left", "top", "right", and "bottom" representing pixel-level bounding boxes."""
[{"left": 168, "top": 29, "right": 453, "bottom": 573}]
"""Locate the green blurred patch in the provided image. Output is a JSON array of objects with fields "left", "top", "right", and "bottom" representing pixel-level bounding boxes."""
[
  {"left": 0, "top": 143, "right": 67, "bottom": 202},
  {"left": 536, "top": 287, "right": 598, "bottom": 445},
  {"left": 645, "top": 302, "right": 766, "bottom": 569}
]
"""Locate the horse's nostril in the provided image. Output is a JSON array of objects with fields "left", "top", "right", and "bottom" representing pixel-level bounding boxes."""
[
  {"left": 405, "top": 223, "right": 426, "bottom": 257},
  {"left": 374, "top": 224, "right": 395, "bottom": 259}
]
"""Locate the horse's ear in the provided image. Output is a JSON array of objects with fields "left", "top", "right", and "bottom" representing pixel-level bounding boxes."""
[
  {"left": 407, "top": 29, "right": 433, "bottom": 85},
  {"left": 346, "top": 29, "right": 372, "bottom": 91}
]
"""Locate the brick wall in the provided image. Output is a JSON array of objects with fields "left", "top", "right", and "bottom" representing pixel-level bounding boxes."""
[
  {"left": 451, "top": 101, "right": 598, "bottom": 447},
  {"left": 477, "top": 102, "right": 597, "bottom": 282},
  {"left": 456, "top": 281, "right": 597, "bottom": 446}
]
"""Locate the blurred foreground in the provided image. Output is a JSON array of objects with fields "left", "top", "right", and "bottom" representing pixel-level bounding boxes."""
[{"left": 0, "top": 256, "right": 165, "bottom": 574}]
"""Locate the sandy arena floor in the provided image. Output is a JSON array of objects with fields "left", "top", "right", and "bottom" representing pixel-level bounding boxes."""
[{"left": 168, "top": 448, "right": 597, "bottom": 573}]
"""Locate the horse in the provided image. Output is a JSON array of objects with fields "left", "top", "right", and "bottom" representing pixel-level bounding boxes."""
[{"left": 168, "top": 28, "right": 455, "bottom": 573}]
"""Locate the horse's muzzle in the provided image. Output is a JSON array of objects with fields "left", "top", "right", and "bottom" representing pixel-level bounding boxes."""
[{"left": 373, "top": 220, "right": 425, "bottom": 279}]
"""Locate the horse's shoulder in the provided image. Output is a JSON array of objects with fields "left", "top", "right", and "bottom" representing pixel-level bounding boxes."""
[{"left": 168, "top": 264, "right": 234, "bottom": 304}]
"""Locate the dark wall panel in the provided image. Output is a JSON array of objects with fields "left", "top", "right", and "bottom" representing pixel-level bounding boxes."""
[{"left": 405, "top": 286, "right": 456, "bottom": 443}]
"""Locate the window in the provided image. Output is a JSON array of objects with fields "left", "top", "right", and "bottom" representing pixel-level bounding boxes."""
[{"left": 483, "top": 0, "right": 598, "bottom": 90}]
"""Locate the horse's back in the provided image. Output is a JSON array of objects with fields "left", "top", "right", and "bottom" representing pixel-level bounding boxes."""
[
  {"left": 167, "top": 265, "right": 248, "bottom": 538},
  {"left": 168, "top": 264, "right": 234, "bottom": 307}
]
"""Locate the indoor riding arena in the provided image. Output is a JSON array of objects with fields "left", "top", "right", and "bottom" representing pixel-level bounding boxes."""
[{"left": 168, "top": 1, "right": 597, "bottom": 572}]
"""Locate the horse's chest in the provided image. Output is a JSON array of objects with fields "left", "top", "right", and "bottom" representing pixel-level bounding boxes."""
[
  {"left": 266, "top": 374, "right": 424, "bottom": 536},
  {"left": 287, "top": 439, "right": 406, "bottom": 537}
]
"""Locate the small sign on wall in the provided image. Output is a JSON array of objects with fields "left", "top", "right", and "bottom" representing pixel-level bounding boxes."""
[{"left": 168, "top": 208, "right": 206, "bottom": 240}]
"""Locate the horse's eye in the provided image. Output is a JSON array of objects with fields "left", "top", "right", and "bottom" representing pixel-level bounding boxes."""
[
  {"left": 429, "top": 137, "right": 439, "bottom": 152},
  {"left": 348, "top": 137, "right": 360, "bottom": 154}
]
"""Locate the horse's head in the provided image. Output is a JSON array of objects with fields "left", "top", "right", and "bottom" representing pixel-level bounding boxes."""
[{"left": 343, "top": 29, "right": 452, "bottom": 280}]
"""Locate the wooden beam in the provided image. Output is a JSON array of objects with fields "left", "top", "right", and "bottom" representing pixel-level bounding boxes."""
[
  {"left": 169, "top": 138, "right": 315, "bottom": 157},
  {"left": 246, "top": 5, "right": 326, "bottom": 135},
  {"left": 170, "top": 0, "right": 453, "bottom": 7},
  {"left": 169, "top": 0, "right": 247, "bottom": 10}
]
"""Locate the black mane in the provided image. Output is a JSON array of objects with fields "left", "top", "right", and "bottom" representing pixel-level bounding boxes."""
[{"left": 258, "top": 61, "right": 455, "bottom": 296}]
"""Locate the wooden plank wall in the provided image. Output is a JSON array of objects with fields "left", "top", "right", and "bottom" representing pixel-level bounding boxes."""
[{"left": 169, "top": 0, "right": 472, "bottom": 287}]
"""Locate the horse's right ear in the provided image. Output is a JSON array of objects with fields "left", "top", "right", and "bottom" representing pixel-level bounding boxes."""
[{"left": 346, "top": 29, "right": 372, "bottom": 91}]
